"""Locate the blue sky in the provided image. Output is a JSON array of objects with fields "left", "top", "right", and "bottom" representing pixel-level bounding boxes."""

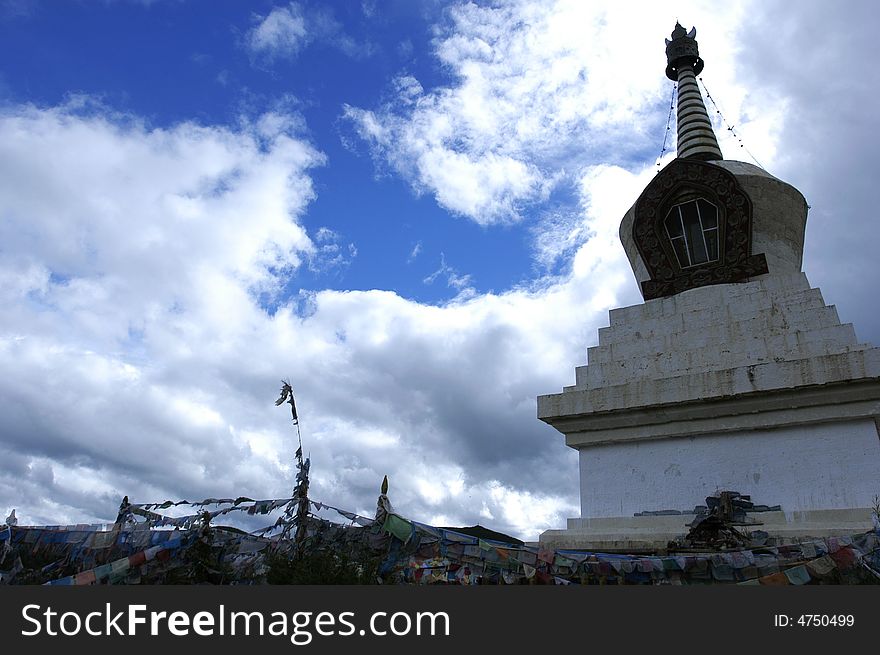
[
  {"left": 2, "top": 0, "right": 545, "bottom": 304},
  {"left": 1, "top": 0, "right": 879, "bottom": 540}
]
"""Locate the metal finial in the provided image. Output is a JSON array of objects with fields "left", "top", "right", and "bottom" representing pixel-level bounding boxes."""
[{"left": 665, "top": 23, "right": 703, "bottom": 80}]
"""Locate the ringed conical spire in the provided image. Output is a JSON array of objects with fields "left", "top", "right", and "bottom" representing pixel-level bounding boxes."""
[{"left": 665, "top": 23, "right": 723, "bottom": 161}]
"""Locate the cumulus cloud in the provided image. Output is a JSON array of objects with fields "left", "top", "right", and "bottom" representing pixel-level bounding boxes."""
[
  {"left": 0, "top": 95, "right": 646, "bottom": 539},
  {"left": 0, "top": 98, "right": 324, "bottom": 524},
  {"left": 342, "top": 0, "right": 749, "bottom": 226}
]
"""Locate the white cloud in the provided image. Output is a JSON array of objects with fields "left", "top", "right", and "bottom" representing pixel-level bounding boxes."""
[
  {"left": 422, "top": 253, "right": 474, "bottom": 293},
  {"left": 407, "top": 240, "right": 422, "bottom": 263},
  {"left": 0, "top": 95, "right": 645, "bottom": 539},
  {"left": 246, "top": 2, "right": 374, "bottom": 63},
  {"left": 0, "top": 98, "right": 323, "bottom": 519},
  {"left": 343, "top": 0, "right": 753, "bottom": 226},
  {"left": 247, "top": 3, "right": 309, "bottom": 60},
  {"left": 306, "top": 227, "right": 357, "bottom": 276}
]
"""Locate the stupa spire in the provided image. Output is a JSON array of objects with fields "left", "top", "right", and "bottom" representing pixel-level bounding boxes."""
[{"left": 665, "top": 23, "right": 723, "bottom": 161}]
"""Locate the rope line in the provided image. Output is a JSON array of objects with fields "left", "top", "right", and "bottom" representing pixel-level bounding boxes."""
[
  {"left": 656, "top": 82, "right": 677, "bottom": 173},
  {"left": 698, "top": 76, "right": 765, "bottom": 169}
]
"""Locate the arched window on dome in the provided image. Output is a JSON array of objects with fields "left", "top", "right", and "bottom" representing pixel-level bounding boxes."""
[{"left": 664, "top": 198, "right": 719, "bottom": 268}]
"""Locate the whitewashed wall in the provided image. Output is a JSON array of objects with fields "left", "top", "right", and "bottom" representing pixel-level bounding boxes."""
[{"left": 578, "top": 418, "right": 880, "bottom": 518}]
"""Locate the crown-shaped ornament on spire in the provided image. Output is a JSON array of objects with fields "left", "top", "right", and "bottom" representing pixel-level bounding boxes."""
[{"left": 665, "top": 22, "right": 701, "bottom": 78}]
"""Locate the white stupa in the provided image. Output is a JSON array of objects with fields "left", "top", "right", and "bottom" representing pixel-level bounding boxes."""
[{"left": 538, "top": 23, "right": 880, "bottom": 550}]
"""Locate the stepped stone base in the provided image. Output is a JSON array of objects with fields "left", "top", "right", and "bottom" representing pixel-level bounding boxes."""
[{"left": 538, "top": 272, "right": 880, "bottom": 547}]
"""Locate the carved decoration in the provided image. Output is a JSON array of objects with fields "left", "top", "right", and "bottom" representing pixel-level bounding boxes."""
[{"left": 633, "top": 158, "right": 768, "bottom": 300}]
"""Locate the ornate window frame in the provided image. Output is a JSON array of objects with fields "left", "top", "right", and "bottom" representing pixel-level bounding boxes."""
[{"left": 632, "top": 158, "right": 768, "bottom": 300}]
